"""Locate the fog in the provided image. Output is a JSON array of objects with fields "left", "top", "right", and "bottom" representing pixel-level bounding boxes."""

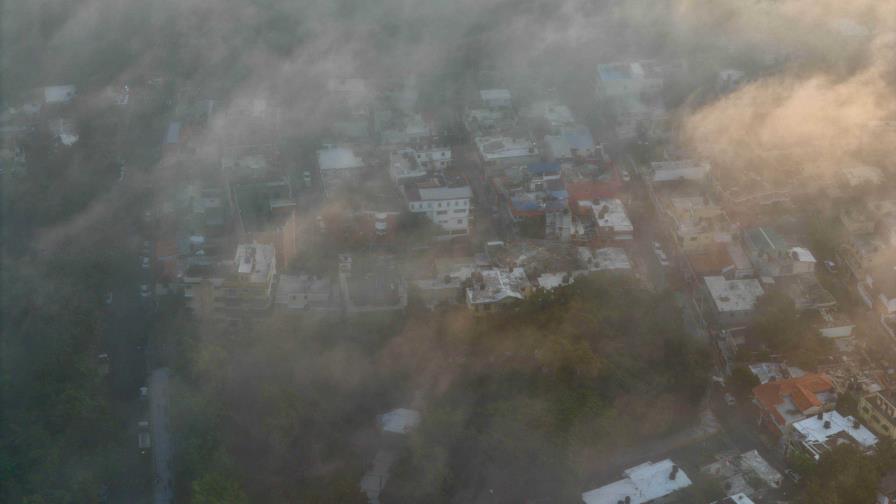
[{"left": 3, "top": 0, "right": 896, "bottom": 503}]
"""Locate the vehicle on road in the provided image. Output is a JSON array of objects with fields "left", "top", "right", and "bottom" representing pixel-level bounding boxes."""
[
  {"left": 141, "top": 256, "right": 150, "bottom": 269},
  {"left": 105, "top": 292, "right": 113, "bottom": 305},
  {"left": 140, "top": 284, "right": 151, "bottom": 298},
  {"left": 724, "top": 393, "right": 736, "bottom": 406},
  {"left": 824, "top": 260, "right": 838, "bottom": 273}
]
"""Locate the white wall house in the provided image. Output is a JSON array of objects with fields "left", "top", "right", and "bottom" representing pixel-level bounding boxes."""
[{"left": 405, "top": 176, "right": 473, "bottom": 236}]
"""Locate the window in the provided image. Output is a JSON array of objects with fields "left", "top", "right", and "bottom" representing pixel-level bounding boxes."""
[
  {"left": 457, "top": 219, "right": 463, "bottom": 224},
  {"left": 454, "top": 209, "right": 465, "bottom": 214},
  {"left": 438, "top": 202, "right": 442, "bottom": 208},
  {"left": 437, "top": 210, "right": 447, "bottom": 215}
]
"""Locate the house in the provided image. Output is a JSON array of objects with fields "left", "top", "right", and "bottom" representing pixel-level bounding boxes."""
[
  {"left": 752, "top": 373, "right": 837, "bottom": 437},
  {"left": 879, "top": 470, "right": 896, "bottom": 504},
  {"left": 465, "top": 268, "right": 531, "bottom": 313},
  {"left": 274, "top": 274, "right": 334, "bottom": 311},
  {"left": 701, "top": 449, "right": 782, "bottom": 498},
  {"left": 859, "top": 390, "right": 896, "bottom": 440},
  {"left": 581, "top": 459, "right": 692, "bottom": 504},
  {"left": 578, "top": 247, "right": 633, "bottom": 273},
  {"left": 480, "top": 88, "right": 512, "bottom": 109},
  {"left": 748, "top": 363, "right": 805, "bottom": 384},
  {"left": 523, "top": 99, "right": 575, "bottom": 128},
  {"left": 646, "top": 160, "right": 711, "bottom": 183},
  {"left": 786, "top": 410, "right": 878, "bottom": 461},
  {"left": 699, "top": 276, "right": 765, "bottom": 328},
  {"left": 474, "top": 136, "right": 540, "bottom": 173},
  {"left": 492, "top": 172, "right": 570, "bottom": 241},
  {"left": 403, "top": 175, "right": 472, "bottom": 237},
  {"left": 183, "top": 242, "right": 278, "bottom": 323},
  {"left": 839, "top": 233, "right": 887, "bottom": 280},
  {"left": 338, "top": 254, "right": 407, "bottom": 313},
  {"left": 543, "top": 125, "right": 599, "bottom": 161},
  {"left": 772, "top": 274, "right": 837, "bottom": 312},
  {"left": 43, "top": 85, "right": 76, "bottom": 105},
  {"left": 858, "top": 263, "right": 896, "bottom": 316},
  {"left": 317, "top": 145, "right": 364, "bottom": 195},
  {"left": 388, "top": 147, "right": 451, "bottom": 184},
  {"left": 379, "top": 408, "right": 421, "bottom": 434},
  {"left": 711, "top": 495, "right": 754, "bottom": 504},
  {"left": 743, "top": 227, "right": 816, "bottom": 278},
  {"left": 578, "top": 198, "right": 633, "bottom": 242}
]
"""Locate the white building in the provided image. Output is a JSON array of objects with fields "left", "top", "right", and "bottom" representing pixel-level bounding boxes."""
[
  {"left": 480, "top": 88, "right": 512, "bottom": 109},
  {"left": 388, "top": 147, "right": 452, "bottom": 184},
  {"left": 579, "top": 198, "right": 633, "bottom": 241},
  {"left": 702, "top": 276, "right": 765, "bottom": 328},
  {"left": 788, "top": 411, "right": 878, "bottom": 461},
  {"left": 474, "top": 136, "right": 540, "bottom": 172},
  {"left": 466, "top": 268, "right": 531, "bottom": 313},
  {"left": 317, "top": 145, "right": 364, "bottom": 195},
  {"left": 578, "top": 247, "right": 633, "bottom": 272},
  {"left": 647, "top": 160, "right": 711, "bottom": 183},
  {"left": 582, "top": 459, "right": 692, "bottom": 504},
  {"left": 404, "top": 175, "right": 472, "bottom": 236},
  {"left": 43, "top": 85, "right": 76, "bottom": 105}
]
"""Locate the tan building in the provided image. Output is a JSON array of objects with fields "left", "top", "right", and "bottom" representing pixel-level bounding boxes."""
[{"left": 859, "top": 390, "right": 896, "bottom": 440}]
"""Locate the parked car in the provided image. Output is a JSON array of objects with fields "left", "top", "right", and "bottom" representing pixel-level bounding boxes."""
[
  {"left": 141, "top": 256, "right": 150, "bottom": 269},
  {"left": 824, "top": 260, "right": 838, "bottom": 273},
  {"left": 105, "top": 292, "right": 113, "bottom": 305},
  {"left": 139, "top": 284, "right": 151, "bottom": 298}
]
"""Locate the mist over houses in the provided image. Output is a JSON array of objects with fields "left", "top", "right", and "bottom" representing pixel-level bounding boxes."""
[{"left": 6, "top": 8, "right": 896, "bottom": 501}]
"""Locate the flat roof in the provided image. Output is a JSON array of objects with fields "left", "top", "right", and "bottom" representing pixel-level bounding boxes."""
[
  {"left": 704, "top": 276, "right": 764, "bottom": 313},
  {"left": 379, "top": 408, "right": 421, "bottom": 434},
  {"left": 792, "top": 411, "right": 878, "bottom": 459},
  {"left": 318, "top": 146, "right": 363, "bottom": 171},
  {"left": 44, "top": 85, "right": 76, "bottom": 104},
  {"left": 582, "top": 459, "right": 692, "bottom": 504},
  {"left": 649, "top": 160, "right": 710, "bottom": 182}
]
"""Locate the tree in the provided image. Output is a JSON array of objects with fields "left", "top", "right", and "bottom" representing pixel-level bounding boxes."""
[
  {"left": 728, "top": 366, "right": 760, "bottom": 399},
  {"left": 801, "top": 444, "right": 881, "bottom": 504},
  {"left": 750, "top": 291, "right": 800, "bottom": 353},
  {"left": 191, "top": 470, "right": 247, "bottom": 504}
]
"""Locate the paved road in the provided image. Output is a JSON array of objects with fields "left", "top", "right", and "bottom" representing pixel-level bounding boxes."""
[{"left": 150, "top": 368, "right": 173, "bottom": 504}]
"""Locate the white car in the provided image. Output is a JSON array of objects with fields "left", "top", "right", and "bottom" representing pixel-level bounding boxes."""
[
  {"left": 141, "top": 256, "right": 150, "bottom": 269},
  {"left": 105, "top": 292, "right": 113, "bottom": 305},
  {"left": 139, "top": 284, "right": 151, "bottom": 298}
]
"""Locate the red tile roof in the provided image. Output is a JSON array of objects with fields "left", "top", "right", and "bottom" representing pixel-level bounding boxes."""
[{"left": 753, "top": 373, "right": 835, "bottom": 427}]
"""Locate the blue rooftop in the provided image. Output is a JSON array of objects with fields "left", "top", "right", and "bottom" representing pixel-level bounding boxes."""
[
  {"left": 526, "top": 162, "right": 561, "bottom": 176},
  {"left": 164, "top": 121, "right": 182, "bottom": 145}
]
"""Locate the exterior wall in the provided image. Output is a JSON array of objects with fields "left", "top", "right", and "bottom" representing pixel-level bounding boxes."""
[
  {"left": 860, "top": 394, "right": 896, "bottom": 440},
  {"left": 409, "top": 198, "right": 470, "bottom": 234}
]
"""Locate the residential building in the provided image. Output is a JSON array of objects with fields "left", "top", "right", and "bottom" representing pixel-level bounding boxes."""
[
  {"left": 274, "top": 274, "right": 334, "bottom": 311},
  {"left": 711, "top": 495, "right": 754, "bottom": 504},
  {"left": 646, "top": 160, "right": 710, "bottom": 184},
  {"left": 785, "top": 411, "right": 878, "bottom": 461},
  {"left": 859, "top": 390, "right": 896, "bottom": 439},
  {"left": 543, "top": 125, "right": 599, "bottom": 161},
  {"left": 578, "top": 198, "right": 633, "bottom": 242},
  {"left": 523, "top": 99, "right": 575, "bottom": 128},
  {"left": 743, "top": 227, "right": 816, "bottom": 278},
  {"left": 491, "top": 171, "right": 570, "bottom": 240},
  {"left": 701, "top": 449, "right": 782, "bottom": 499},
  {"left": 43, "top": 85, "right": 77, "bottom": 105},
  {"left": 577, "top": 247, "right": 633, "bottom": 273},
  {"left": 465, "top": 268, "right": 531, "bottom": 313},
  {"left": 879, "top": 470, "right": 896, "bottom": 504},
  {"left": 699, "top": 276, "right": 765, "bottom": 328},
  {"left": 474, "top": 136, "right": 540, "bottom": 174},
  {"left": 858, "top": 263, "right": 896, "bottom": 316},
  {"left": 480, "top": 88, "right": 512, "bottom": 109},
  {"left": 403, "top": 175, "right": 472, "bottom": 237},
  {"left": 752, "top": 373, "right": 837, "bottom": 437},
  {"left": 749, "top": 363, "right": 806, "bottom": 384},
  {"left": 388, "top": 146, "right": 451, "bottom": 184},
  {"left": 581, "top": 459, "right": 692, "bottom": 504},
  {"left": 839, "top": 233, "right": 887, "bottom": 280},
  {"left": 338, "top": 255, "right": 407, "bottom": 313},
  {"left": 317, "top": 145, "right": 364, "bottom": 195},
  {"left": 183, "top": 243, "right": 277, "bottom": 323}
]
